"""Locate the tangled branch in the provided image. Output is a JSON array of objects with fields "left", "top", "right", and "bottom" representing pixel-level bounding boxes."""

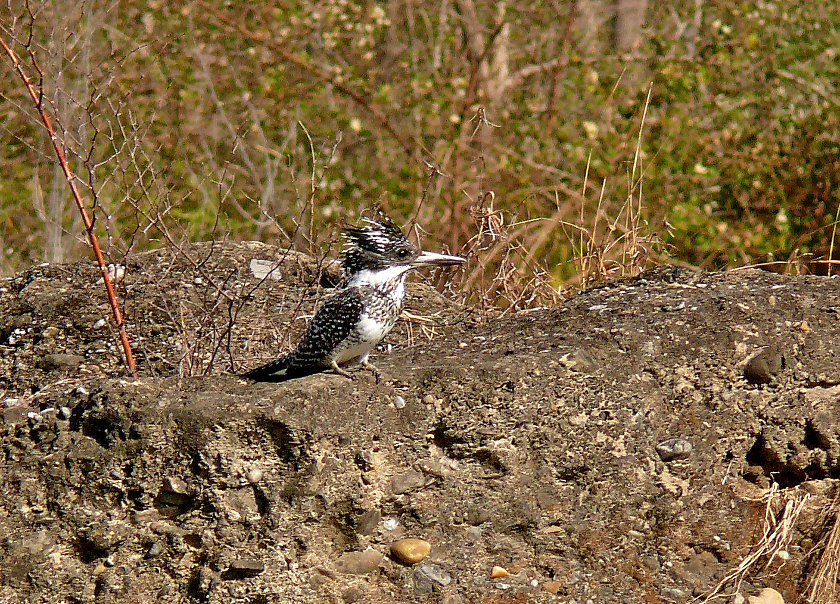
[{"left": 0, "top": 34, "right": 137, "bottom": 376}]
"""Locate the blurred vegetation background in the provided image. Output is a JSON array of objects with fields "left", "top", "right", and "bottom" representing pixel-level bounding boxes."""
[{"left": 1, "top": 0, "right": 838, "bottom": 308}]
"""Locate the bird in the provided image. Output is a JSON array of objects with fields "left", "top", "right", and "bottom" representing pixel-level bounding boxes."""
[{"left": 242, "top": 216, "right": 465, "bottom": 382}]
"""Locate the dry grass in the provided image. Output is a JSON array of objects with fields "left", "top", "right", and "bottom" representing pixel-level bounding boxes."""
[
  {"left": 696, "top": 482, "right": 810, "bottom": 603},
  {"left": 803, "top": 490, "right": 840, "bottom": 604}
]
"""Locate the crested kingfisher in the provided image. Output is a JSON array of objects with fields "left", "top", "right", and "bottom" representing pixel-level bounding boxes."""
[{"left": 242, "top": 216, "right": 465, "bottom": 382}]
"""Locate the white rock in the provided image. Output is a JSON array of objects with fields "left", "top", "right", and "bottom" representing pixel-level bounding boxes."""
[{"left": 748, "top": 587, "right": 784, "bottom": 604}]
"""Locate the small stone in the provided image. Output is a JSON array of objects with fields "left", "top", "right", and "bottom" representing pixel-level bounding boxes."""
[
  {"left": 162, "top": 476, "right": 189, "bottom": 495},
  {"left": 414, "top": 568, "right": 436, "bottom": 596},
  {"left": 391, "top": 538, "right": 431, "bottom": 564},
  {"left": 341, "top": 586, "right": 365, "bottom": 603},
  {"left": 246, "top": 468, "right": 263, "bottom": 484},
  {"left": 744, "top": 349, "right": 784, "bottom": 384},
  {"left": 335, "top": 548, "right": 384, "bottom": 575},
  {"left": 228, "top": 558, "right": 265, "bottom": 575},
  {"left": 655, "top": 438, "right": 693, "bottom": 462},
  {"left": 417, "top": 563, "right": 451, "bottom": 586},
  {"left": 558, "top": 348, "right": 598, "bottom": 373},
  {"left": 391, "top": 469, "right": 426, "bottom": 494},
  {"left": 799, "top": 320, "right": 810, "bottom": 332},
  {"left": 394, "top": 395, "right": 406, "bottom": 409},
  {"left": 382, "top": 516, "right": 400, "bottom": 531},
  {"left": 93, "top": 318, "right": 107, "bottom": 329},
  {"left": 93, "top": 563, "right": 107, "bottom": 576},
  {"left": 355, "top": 450, "right": 375, "bottom": 472},
  {"left": 422, "top": 394, "right": 436, "bottom": 405},
  {"left": 465, "top": 526, "right": 482, "bottom": 542},
  {"left": 733, "top": 595, "right": 746, "bottom": 604},
  {"left": 40, "top": 353, "right": 85, "bottom": 371},
  {"left": 490, "top": 566, "right": 509, "bottom": 578},
  {"left": 146, "top": 542, "right": 163, "bottom": 558},
  {"left": 748, "top": 588, "right": 784, "bottom": 604},
  {"left": 356, "top": 509, "right": 380, "bottom": 536},
  {"left": 58, "top": 406, "right": 72, "bottom": 420},
  {"left": 158, "top": 476, "right": 192, "bottom": 506},
  {"left": 542, "top": 581, "right": 561, "bottom": 594},
  {"left": 467, "top": 504, "right": 491, "bottom": 526},
  {"left": 661, "top": 586, "right": 686, "bottom": 600},
  {"left": 249, "top": 259, "right": 283, "bottom": 280}
]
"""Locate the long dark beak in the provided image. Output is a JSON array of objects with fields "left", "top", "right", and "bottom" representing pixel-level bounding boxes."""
[{"left": 411, "top": 251, "right": 466, "bottom": 268}]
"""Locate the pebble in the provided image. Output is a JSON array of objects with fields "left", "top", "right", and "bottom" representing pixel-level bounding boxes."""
[
  {"left": 356, "top": 509, "right": 380, "bottom": 536},
  {"left": 558, "top": 348, "right": 598, "bottom": 373},
  {"left": 417, "top": 563, "right": 451, "bottom": 586},
  {"left": 394, "top": 395, "right": 406, "bottom": 409},
  {"left": 748, "top": 588, "right": 784, "bottom": 604},
  {"left": 341, "top": 586, "right": 364, "bottom": 603},
  {"left": 655, "top": 438, "right": 693, "bottom": 462},
  {"left": 490, "top": 566, "right": 509, "bottom": 578},
  {"left": 162, "top": 476, "right": 189, "bottom": 495},
  {"left": 58, "top": 406, "right": 72, "bottom": 420},
  {"left": 414, "top": 568, "right": 436, "bottom": 596},
  {"left": 228, "top": 558, "right": 265, "bottom": 576},
  {"left": 467, "top": 505, "right": 491, "bottom": 526},
  {"left": 158, "top": 476, "right": 192, "bottom": 506},
  {"left": 391, "top": 469, "right": 426, "bottom": 494},
  {"left": 355, "top": 450, "right": 375, "bottom": 471},
  {"left": 335, "top": 548, "right": 383, "bottom": 575},
  {"left": 744, "top": 349, "right": 784, "bottom": 384},
  {"left": 382, "top": 516, "right": 400, "bottom": 531},
  {"left": 661, "top": 586, "right": 686, "bottom": 600},
  {"left": 542, "top": 581, "right": 561, "bottom": 594},
  {"left": 93, "top": 318, "right": 107, "bottom": 329},
  {"left": 391, "top": 538, "right": 431, "bottom": 564},
  {"left": 146, "top": 542, "right": 163, "bottom": 558},
  {"left": 246, "top": 468, "right": 263, "bottom": 484},
  {"left": 249, "top": 259, "right": 283, "bottom": 280},
  {"left": 41, "top": 353, "right": 85, "bottom": 371}
]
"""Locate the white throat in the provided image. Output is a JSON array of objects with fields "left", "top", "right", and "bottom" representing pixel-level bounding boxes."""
[{"left": 348, "top": 265, "right": 413, "bottom": 288}]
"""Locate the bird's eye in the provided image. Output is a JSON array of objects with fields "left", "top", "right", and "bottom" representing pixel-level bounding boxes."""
[{"left": 398, "top": 249, "right": 410, "bottom": 258}]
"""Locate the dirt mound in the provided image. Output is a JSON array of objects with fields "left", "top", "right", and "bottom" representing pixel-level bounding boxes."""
[{"left": 2, "top": 245, "right": 839, "bottom": 603}]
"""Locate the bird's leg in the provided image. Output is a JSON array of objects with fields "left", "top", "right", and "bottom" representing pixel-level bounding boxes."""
[
  {"left": 330, "top": 361, "right": 355, "bottom": 380},
  {"left": 360, "top": 359, "right": 382, "bottom": 384}
]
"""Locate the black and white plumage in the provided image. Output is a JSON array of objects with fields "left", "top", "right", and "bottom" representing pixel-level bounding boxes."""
[{"left": 242, "top": 217, "right": 465, "bottom": 382}]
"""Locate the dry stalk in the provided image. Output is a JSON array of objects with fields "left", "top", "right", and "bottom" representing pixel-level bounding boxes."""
[
  {"left": 828, "top": 203, "right": 840, "bottom": 278},
  {"left": 0, "top": 32, "right": 137, "bottom": 376},
  {"left": 696, "top": 482, "right": 810, "bottom": 603},
  {"left": 459, "top": 192, "right": 561, "bottom": 314},
  {"left": 803, "top": 490, "right": 840, "bottom": 603}
]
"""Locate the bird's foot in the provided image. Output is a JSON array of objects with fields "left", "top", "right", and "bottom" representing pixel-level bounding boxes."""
[
  {"left": 330, "top": 361, "right": 355, "bottom": 380},
  {"left": 360, "top": 359, "right": 382, "bottom": 384}
]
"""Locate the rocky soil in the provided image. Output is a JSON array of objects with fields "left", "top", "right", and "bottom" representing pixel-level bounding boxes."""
[{"left": 1, "top": 242, "right": 839, "bottom": 603}]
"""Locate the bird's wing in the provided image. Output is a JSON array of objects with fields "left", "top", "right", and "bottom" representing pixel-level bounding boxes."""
[
  {"left": 291, "top": 287, "right": 365, "bottom": 367},
  {"left": 241, "top": 287, "right": 364, "bottom": 382}
]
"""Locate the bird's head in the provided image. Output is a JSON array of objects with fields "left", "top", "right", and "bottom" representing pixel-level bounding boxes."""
[{"left": 341, "top": 216, "right": 464, "bottom": 284}]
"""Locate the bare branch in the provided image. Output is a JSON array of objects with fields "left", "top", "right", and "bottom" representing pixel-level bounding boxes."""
[{"left": 0, "top": 33, "right": 137, "bottom": 376}]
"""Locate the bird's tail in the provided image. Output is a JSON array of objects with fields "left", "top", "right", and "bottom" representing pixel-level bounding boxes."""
[
  {"left": 241, "top": 353, "right": 295, "bottom": 381},
  {"left": 240, "top": 353, "right": 325, "bottom": 382}
]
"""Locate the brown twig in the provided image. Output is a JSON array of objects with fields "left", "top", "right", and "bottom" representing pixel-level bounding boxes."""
[{"left": 0, "top": 34, "right": 137, "bottom": 376}]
